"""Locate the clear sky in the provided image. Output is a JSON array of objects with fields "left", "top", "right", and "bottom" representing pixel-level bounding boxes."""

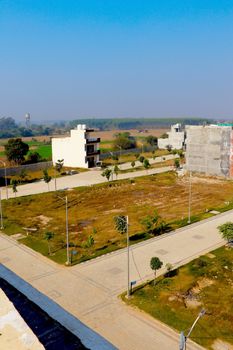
[{"left": 1, "top": 0, "right": 233, "bottom": 121}]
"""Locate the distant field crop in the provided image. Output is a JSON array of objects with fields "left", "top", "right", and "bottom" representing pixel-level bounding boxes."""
[{"left": 34, "top": 144, "right": 52, "bottom": 159}]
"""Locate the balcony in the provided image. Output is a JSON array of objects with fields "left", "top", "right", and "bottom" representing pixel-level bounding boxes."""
[
  {"left": 86, "top": 137, "right": 100, "bottom": 144},
  {"left": 86, "top": 149, "right": 100, "bottom": 156}
]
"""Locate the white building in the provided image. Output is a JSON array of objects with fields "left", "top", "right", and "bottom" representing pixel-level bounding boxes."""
[
  {"left": 158, "top": 124, "right": 185, "bottom": 150},
  {"left": 52, "top": 124, "right": 100, "bottom": 168}
]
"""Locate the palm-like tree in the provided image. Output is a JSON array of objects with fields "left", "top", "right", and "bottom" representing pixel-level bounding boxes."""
[{"left": 44, "top": 231, "right": 54, "bottom": 255}]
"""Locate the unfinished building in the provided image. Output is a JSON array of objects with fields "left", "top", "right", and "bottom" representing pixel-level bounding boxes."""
[
  {"left": 158, "top": 124, "right": 185, "bottom": 150},
  {"left": 185, "top": 125, "right": 233, "bottom": 177}
]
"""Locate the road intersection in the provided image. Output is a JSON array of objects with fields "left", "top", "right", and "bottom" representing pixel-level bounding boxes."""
[{"left": 0, "top": 208, "right": 230, "bottom": 349}]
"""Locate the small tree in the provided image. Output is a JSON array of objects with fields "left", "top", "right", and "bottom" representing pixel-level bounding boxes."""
[
  {"left": 174, "top": 158, "right": 180, "bottom": 169},
  {"left": 218, "top": 222, "right": 233, "bottom": 243},
  {"left": 19, "top": 169, "right": 28, "bottom": 183},
  {"left": 165, "top": 263, "right": 173, "bottom": 277},
  {"left": 11, "top": 179, "right": 18, "bottom": 197},
  {"left": 114, "top": 215, "right": 127, "bottom": 234},
  {"left": 43, "top": 169, "right": 52, "bottom": 190},
  {"left": 27, "top": 151, "right": 42, "bottom": 163},
  {"left": 113, "top": 165, "right": 120, "bottom": 180},
  {"left": 131, "top": 160, "right": 135, "bottom": 169},
  {"left": 44, "top": 231, "right": 54, "bottom": 255},
  {"left": 55, "top": 159, "right": 64, "bottom": 173},
  {"left": 145, "top": 135, "right": 158, "bottom": 146},
  {"left": 143, "top": 158, "right": 150, "bottom": 172},
  {"left": 150, "top": 257, "right": 163, "bottom": 285},
  {"left": 139, "top": 155, "right": 145, "bottom": 164},
  {"left": 112, "top": 154, "right": 119, "bottom": 163},
  {"left": 85, "top": 235, "right": 95, "bottom": 248},
  {"left": 101, "top": 168, "right": 112, "bottom": 182}
]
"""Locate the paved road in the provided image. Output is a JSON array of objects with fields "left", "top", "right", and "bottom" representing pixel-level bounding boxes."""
[
  {"left": 0, "top": 165, "right": 173, "bottom": 200},
  {"left": 0, "top": 209, "right": 230, "bottom": 349}
]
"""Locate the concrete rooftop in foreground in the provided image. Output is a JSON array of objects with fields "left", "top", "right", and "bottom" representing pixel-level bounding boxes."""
[{"left": 0, "top": 289, "right": 44, "bottom": 350}]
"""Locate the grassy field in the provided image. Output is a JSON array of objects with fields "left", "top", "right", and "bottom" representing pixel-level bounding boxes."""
[
  {"left": 124, "top": 246, "right": 233, "bottom": 349},
  {"left": 2, "top": 172, "right": 233, "bottom": 265}
]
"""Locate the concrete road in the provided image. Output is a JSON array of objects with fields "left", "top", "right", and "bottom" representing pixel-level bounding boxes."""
[
  {"left": 0, "top": 209, "right": 229, "bottom": 349},
  {"left": 0, "top": 166, "right": 173, "bottom": 200}
]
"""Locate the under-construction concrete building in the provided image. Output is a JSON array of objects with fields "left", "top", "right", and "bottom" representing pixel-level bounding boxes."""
[{"left": 186, "top": 125, "right": 233, "bottom": 177}]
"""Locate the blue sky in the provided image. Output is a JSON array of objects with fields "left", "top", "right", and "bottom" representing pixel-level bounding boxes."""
[{"left": 1, "top": 0, "right": 233, "bottom": 121}]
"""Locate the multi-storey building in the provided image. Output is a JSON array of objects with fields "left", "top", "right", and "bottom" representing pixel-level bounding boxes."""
[{"left": 52, "top": 124, "right": 100, "bottom": 168}]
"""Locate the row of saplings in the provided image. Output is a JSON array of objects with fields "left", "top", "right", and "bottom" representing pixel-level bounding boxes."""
[{"left": 39, "top": 211, "right": 171, "bottom": 261}]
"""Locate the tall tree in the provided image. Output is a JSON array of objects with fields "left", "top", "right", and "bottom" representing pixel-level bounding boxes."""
[{"left": 4, "top": 138, "right": 29, "bottom": 164}]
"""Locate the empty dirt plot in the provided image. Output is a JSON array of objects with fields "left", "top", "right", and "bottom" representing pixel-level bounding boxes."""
[
  {"left": 2, "top": 172, "right": 233, "bottom": 264},
  {"left": 92, "top": 128, "right": 168, "bottom": 141}
]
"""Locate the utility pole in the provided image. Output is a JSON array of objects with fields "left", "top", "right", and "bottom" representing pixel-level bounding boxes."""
[
  {"left": 65, "top": 196, "right": 69, "bottom": 265},
  {"left": 188, "top": 171, "right": 192, "bottom": 224},
  {"left": 179, "top": 309, "right": 206, "bottom": 350},
  {"left": 126, "top": 215, "right": 130, "bottom": 299}
]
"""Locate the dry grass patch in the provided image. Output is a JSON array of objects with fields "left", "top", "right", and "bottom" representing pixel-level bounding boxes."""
[{"left": 2, "top": 172, "right": 233, "bottom": 264}]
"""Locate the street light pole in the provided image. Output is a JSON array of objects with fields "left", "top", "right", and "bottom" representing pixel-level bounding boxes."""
[
  {"left": 188, "top": 171, "right": 192, "bottom": 224},
  {"left": 180, "top": 309, "right": 206, "bottom": 350},
  {"left": 65, "top": 196, "right": 70, "bottom": 265},
  {"left": 56, "top": 194, "right": 70, "bottom": 265},
  {"left": 0, "top": 160, "right": 8, "bottom": 200},
  {"left": 0, "top": 189, "right": 3, "bottom": 229},
  {"left": 126, "top": 215, "right": 130, "bottom": 299}
]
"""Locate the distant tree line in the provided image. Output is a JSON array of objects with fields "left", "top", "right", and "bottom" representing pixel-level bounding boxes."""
[
  {"left": 0, "top": 117, "right": 63, "bottom": 139},
  {"left": 69, "top": 117, "right": 216, "bottom": 131}
]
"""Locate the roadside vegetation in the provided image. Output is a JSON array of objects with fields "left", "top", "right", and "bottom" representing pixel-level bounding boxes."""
[
  {"left": 123, "top": 246, "right": 233, "bottom": 349},
  {"left": 2, "top": 172, "right": 233, "bottom": 265}
]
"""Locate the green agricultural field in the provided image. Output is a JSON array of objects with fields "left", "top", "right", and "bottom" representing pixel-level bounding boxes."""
[
  {"left": 2, "top": 172, "right": 233, "bottom": 265},
  {"left": 124, "top": 247, "right": 233, "bottom": 349},
  {"left": 34, "top": 144, "right": 52, "bottom": 159}
]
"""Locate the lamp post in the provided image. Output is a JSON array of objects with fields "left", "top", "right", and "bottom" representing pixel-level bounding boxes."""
[
  {"left": 179, "top": 309, "right": 205, "bottom": 350},
  {"left": 56, "top": 194, "right": 70, "bottom": 265},
  {"left": 0, "top": 189, "right": 3, "bottom": 229},
  {"left": 188, "top": 171, "right": 192, "bottom": 224},
  {"left": 115, "top": 215, "right": 130, "bottom": 298},
  {"left": 0, "top": 160, "right": 8, "bottom": 200}
]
